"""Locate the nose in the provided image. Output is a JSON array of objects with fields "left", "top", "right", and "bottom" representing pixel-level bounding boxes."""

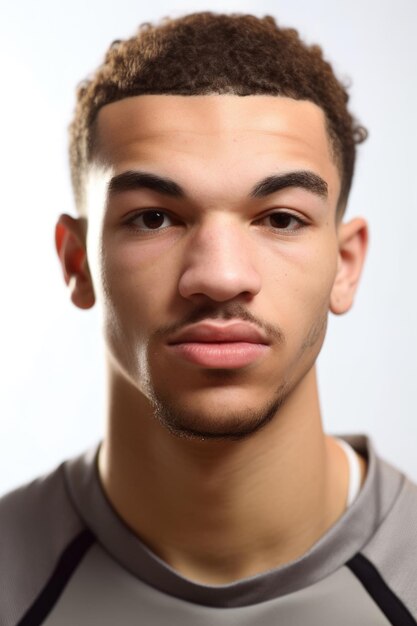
[{"left": 178, "top": 217, "right": 261, "bottom": 302}]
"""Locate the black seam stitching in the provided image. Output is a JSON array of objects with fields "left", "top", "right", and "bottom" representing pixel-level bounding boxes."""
[
  {"left": 17, "top": 529, "right": 95, "bottom": 626},
  {"left": 346, "top": 553, "right": 417, "bottom": 625}
]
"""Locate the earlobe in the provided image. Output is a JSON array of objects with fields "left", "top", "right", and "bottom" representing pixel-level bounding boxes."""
[
  {"left": 55, "top": 214, "right": 95, "bottom": 310},
  {"left": 330, "top": 217, "right": 368, "bottom": 315}
]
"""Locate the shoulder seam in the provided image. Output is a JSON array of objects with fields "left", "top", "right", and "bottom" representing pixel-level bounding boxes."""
[
  {"left": 16, "top": 528, "right": 95, "bottom": 626},
  {"left": 346, "top": 552, "right": 417, "bottom": 625}
]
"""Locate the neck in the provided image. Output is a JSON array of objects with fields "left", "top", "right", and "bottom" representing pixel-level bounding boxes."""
[{"left": 98, "top": 365, "right": 351, "bottom": 585}]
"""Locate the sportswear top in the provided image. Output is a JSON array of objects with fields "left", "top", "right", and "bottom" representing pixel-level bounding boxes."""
[{"left": 1, "top": 433, "right": 417, "bottom": 625}]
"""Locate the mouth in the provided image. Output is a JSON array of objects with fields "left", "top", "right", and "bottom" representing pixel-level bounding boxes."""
[{"left": 166, "top": 321, "right": 270, "bottom": 369}]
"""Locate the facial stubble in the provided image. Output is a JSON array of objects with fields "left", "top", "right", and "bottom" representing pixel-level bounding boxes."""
[
  {"left": 132, "top": 296, "right": 329, "bottom": 441},
  {"left": 150, "top": 377, "right": 290, "bottom": 441},
  {"left": 146, "top": 317, "right": 327, "bottom": 442}
]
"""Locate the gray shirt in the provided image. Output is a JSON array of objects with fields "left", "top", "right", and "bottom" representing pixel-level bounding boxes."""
[{"left": 1, "top": 434, "right": 416, "bottom": 625}]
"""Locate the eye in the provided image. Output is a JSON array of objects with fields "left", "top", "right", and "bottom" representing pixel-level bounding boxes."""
[
  {"left": 124, "top": 209, "right": 175, "bottom": 231},
  {"left": 256, "top": 211, "right": 307, "bottom": 232}
]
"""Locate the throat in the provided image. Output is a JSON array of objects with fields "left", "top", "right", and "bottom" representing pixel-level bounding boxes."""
[{"left": 99, "top": 429, "right": 352, "bottom": 585}]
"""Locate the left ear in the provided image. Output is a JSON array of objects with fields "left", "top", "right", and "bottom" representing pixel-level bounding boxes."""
[{"left": 330, "top": 217, "right": 368, "bottom": 315}]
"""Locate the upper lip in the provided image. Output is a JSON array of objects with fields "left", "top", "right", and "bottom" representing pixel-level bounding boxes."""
[{"left": 167, "top": 321, "right": 270, "bottom": 345}]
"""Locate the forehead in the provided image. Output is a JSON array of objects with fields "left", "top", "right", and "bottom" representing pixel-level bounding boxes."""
[{"left": 93, "top": 94, "right": 340, "bottom": 202}]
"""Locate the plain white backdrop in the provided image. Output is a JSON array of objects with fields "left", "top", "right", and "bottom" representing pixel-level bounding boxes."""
[{"left": 0, "top": 0, "right": 416, "bottom": 495}]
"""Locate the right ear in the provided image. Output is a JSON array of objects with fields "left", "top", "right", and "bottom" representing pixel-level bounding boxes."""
[{"left": 55, "top": 214, "right": 95, "bottom": 309}]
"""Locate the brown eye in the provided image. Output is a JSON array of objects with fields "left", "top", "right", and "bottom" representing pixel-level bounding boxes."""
[
  {"left": 263, "top": 212, "right": 305, "bottom": 231},
  {"left": 141, "top": 211, "right": 166, "bottom": 229},
  {"left": 127, "top": 210, "right": 174, "bottom": 231},
  {"left": 269, "top": 213, "right": 294, "bottom": 229}
]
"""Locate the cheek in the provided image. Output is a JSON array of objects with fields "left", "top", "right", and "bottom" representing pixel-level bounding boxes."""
[
  {"left": 100, "top": 228, "right": 184, "bottom": 297},
  {"left": 263, "top": 237, "right": 338, "bottom": 330},
  {"left": 99, "top": 239, "right": 180, "bottom": 343}
]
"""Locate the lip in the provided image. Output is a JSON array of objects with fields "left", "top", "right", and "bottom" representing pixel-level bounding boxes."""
[
  {"left": 167, "top": 321, "right": 270, "bottom": 345},
  {"left": 166, "top": 321, "right": 270, "bottom": 369}
]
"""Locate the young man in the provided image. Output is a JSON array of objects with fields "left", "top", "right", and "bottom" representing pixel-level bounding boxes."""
[{"left": 1, "top": 11, "right": 416, "bottom": 625}]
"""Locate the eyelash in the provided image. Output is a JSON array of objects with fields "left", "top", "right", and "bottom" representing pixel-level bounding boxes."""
[{"left": 123, "top": 209, "right": 308, "bottom": 234}]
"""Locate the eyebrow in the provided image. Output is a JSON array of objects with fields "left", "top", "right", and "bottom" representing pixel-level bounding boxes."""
[
  {"left": 108, "top": 171, "right": 184, "bottom": 197},
  {"left": 250, "top": 171, "right": 328, "bottom": 199},
  {"left": 107, "top": 169, "right": 328, "bottom": 200}
]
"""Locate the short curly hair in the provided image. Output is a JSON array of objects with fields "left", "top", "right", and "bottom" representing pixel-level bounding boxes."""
[{"left": 69, "top": 11, "right": 367, "bottom": 215}]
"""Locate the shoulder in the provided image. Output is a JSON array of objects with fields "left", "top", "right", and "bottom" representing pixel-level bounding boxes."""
[
  {"left": 0, "top": 459, "right": 87, "bottom": 626},
  {"left": 360, "top": 457, "right": 417, "bottom": 616}
]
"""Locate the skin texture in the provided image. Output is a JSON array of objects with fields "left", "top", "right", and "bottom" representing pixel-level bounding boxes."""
[{"left": 56, "top": 94, "right": 368, "bottom": 584}]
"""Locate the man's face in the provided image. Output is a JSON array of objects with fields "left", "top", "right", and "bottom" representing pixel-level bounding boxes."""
[{"left": 85, "top": 95, "right": 342, "bottom": 439}]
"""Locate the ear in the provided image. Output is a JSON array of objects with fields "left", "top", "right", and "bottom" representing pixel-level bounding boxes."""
[
  {"left": 330, "top": 217, "right": 368, "bottom": 315},
  {"left": 55, "top": 214, "right": 95, "bottom": 310}
]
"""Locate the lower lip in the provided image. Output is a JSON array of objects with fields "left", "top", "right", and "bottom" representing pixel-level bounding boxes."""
[{"left": 167, "top": 342, "right": 268, "bottom": 368}]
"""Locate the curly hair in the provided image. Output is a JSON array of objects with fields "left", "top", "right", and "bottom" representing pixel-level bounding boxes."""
[{"left": 69, "top": 12, "right": 367, "bottom": 215}]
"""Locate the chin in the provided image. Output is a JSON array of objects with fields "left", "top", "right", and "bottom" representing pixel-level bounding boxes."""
[{"left": 149, "top": 382, "right": 288, "bottom": 442}]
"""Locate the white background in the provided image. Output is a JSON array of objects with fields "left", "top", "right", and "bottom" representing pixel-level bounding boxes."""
[{"left": 0, "top": 0, "right": 416, "bottom": 495}]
